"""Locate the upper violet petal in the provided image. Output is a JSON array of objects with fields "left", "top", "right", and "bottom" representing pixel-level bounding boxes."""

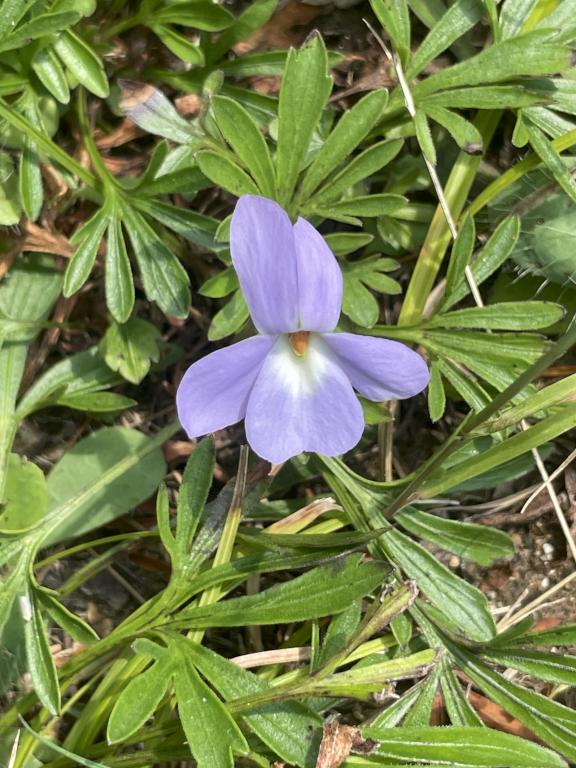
[
  {"left": 245, "top": 334, "right": 364, "bottom": 463},
  {"left": 176, "top": 335, "right": 275, "bottom": 437},
  {"left": 293, "top": 217, "right": 343, "bottom": 332},
  {"left": 323, "top": 332, "right": 430, "bottom": 401},
  {"left": 230, "top": 195, "right": 299, "bottom": 333}
]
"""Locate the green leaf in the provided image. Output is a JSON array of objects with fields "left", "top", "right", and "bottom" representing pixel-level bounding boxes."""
[
  {"left": 436, "top": 357, "right": 490, "bottom": 411},
  {"left": 421, "top": 407, "right": 576, "bottom": 497},
  {"left": 426, "top": 329, "right": 547, "bottom": 364},
  {"left": 415, "top": 31, "right": 572, "bottom": 98},
  {"left": 369, "top": 685, "right": 424, "bottom": 728},
  {"left": 482, "top": 648, "right": 576, "bottom": 686},
  {"left": 19, "top": 135, "right": 43, "bottom": 221},
  {"left": 122, "top": 207, "right": 190, "bottom": 319},
  {"left": 105, "top": 216, "right": 135, "bottom": 323},
  {"left": 500, "top": 0, "right": 539, "bottom": 39},
  {"left": 313, "top": 139, "right": 404, "bottom": 203},
  {"left": 360, "top": 397, "right": 393, "bottom": 425},
  {"left": 197, "top": 150, "right": 259, "bottom": 197},
  {"left": 0, "top": 151, "right": 21, "bottom": 225},
  {"left": 317, "top": 601, "right": 362, "bottom": 669},
  {"left": 407, "top": 0, "right": 485, "bottom": 78},
  {"left": 44, "top": 426, "right": 167, "bottom": 545},
  {"left": 16, "top": 347, "right": 122, "bottom": 420},
  {"left": 303, "top": 649, "right": 436, "bottom": 699},
  {"left": 107, "top": 657, "right": 173, "bottom": 743},
  {"left": 444, "top": 214, "right": 475, "bottom": 300},
  {"left": 186, "top": 640, "right": 322, "bottom": 768},
  {"left": 370, "top": 0, "right": 411, "bottom": 65},
  {"left": 429, "top": 301, "right": 565, "bottom": 330},
  {"left": 22, "top": 587, "right": 60, "bottom": 714},
  {"left": 175, "top": 438, "right": 215, "bottom": 560},
  {"left": 380, "top": 528, "right": 496, "bottom": 642},
  {"left": 172, "top": 647, "right": 249, "bottom": 768},
  {"left": 177, "top": 555, "right": 388, "bottom": 628},
  {"left": 154, "top": 2, "right": 234, "bottom": 29},
  {"left": 212, "top": 95, "right": 276, "bottom": 197},
  {"left": 485, "top": 373, "right": 576, "bottom": 432},
  {"left": 311, "top": 193, "right": 407, "bottom": 219},
  {"left": 36, "top": 588, "right": 98, "bottom": 642},
  {"left": 100, "top": 317, "right": 161, "bottom": 385},
  {"left": 362, "top": 725, "right": 568, "bottom": 767},
  {"left": 342, "top": 256, "right": 401, "bottom": 327},
  {"left": 506, "top": 623, "right": 576, "bottom": 647},
  {"left": 208, "top": 289, "right": 250, "bottom": 340},
  {"left": 420, "top": 85, "right": 541, "bottom": 110},
  {"left": 324, "top": 232, "right": 374, "bottom": 256},
  {"left": 427, "top": 361, "right": 446, "bottom": 421},
  {"left": 0, "top": 454, "right": 47, "bottom": 533},
  {"left": 0, "top": 11, "right": 80, "bottom": 52},
  {"left": 64, "top": 207, "right": 110, "bottom": 297},
  {"left": 342, "top": 280, "right": 378, "bottom": 327},
  {"left": 156, "top": 482, "right": 174, "bottom": 556},
  {"left": 425, "top": 104, "right": 483, "bottom": 152},
  {"left": 395, "top": 508, "right": 514, "bottom": 566},
  {"left": 299, "top": 89, "right": 388, "bottom": 200},
  {"left": 205, "top": 0, "right": 277, "bottom": 64},
  {"left": 56, "top": 391, "right": 136, "bottom": 412},
  {"left": 134, "top": 198, "right": 218, "bottom": 250},
  {"left": 523, "top": 118, "right": 576, "bottom": 204},
  {"left": 32, "top": 47, "right": 70, "bottom": 104},
  {"left": 443, "top": 216, "right": 520, "bottom": 310},
  {"left": 440, "top": 662, "right": 483, "bottom": 726},
  {"left": 403, "top": 666, "right": 441, "bottom": 725},
  {"left": 199, "top": 267, "right": 239, "bottom": 298},
  {"left": 151, "top": 24, "right": 204, "bottom": 65},
  {"left": 53, "top": 30, "right": 109, "bottom": 98},
  {"left": 276, "top": 35, "right": 332, "bottom": 206},
  {"left": 448, "top": 644, "right": 576, "bottom": 762},
  {"left": 414, "top": 110, "right": 437, "bottom": 165}
]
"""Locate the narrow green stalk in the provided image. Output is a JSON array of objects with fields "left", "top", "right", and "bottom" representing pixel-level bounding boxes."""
[
  {"left": 0, "top": 99, "right": 97, "bottom": 187},
  {"left": 188, "top": 445, "right": 249, "bottom": 643},
  {"left": 77, "top": 90, "right": 120, "bottom": 189},
  {"left": 399, "top": 111, "right": 501, "bottom": 326}
]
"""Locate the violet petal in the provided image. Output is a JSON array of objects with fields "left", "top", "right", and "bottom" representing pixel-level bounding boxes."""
[
  {"left": 230, "top": 195, "right": 299, "bottom": 333},
  {"left": 323, "top": 332, "right": 430, "bottom": 401},
  {"left": 245, "top": 334, "right": 364, "bottom": 463},
  {"left": 293, "top": 217, "right": 342, "bottom": 332},
  {"left": 176, "top": 335, "right": 275, "bottom": 437}
]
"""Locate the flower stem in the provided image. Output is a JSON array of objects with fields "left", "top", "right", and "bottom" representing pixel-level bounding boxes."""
[{"left": 398, "top": 110, "right": 501, "bottom": 326}]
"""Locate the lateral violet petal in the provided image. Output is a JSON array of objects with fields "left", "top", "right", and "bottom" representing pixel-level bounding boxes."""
[
  {"left": 176, "top": 335, "right": 275, "bottom": 437},
  {"left": 230, "top": 195, "right": 299, "bottom": 333},
  {"left": 293, "top": 217, "right": 343, "bottom": 332},
  {"left": 323, "top": 332, "right": 430, "bottom": 401},
  {"left": 245, "top": 334, "right": 364, "bottom": 463}
]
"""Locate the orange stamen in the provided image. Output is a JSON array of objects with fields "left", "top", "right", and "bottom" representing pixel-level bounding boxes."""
[{"left": 289, "top": 331, "right": 310, "bottom": 356}]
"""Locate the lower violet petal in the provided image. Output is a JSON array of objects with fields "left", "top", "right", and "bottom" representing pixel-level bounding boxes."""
[
  {"left": 323, "top": 332, "right": 430, "bottom": 401},
  {"left": 176, "top": 335, "right": 276, "bottom": 437},
  {"left": 245, "top": 334, "right": 364, "bottom": 463}
]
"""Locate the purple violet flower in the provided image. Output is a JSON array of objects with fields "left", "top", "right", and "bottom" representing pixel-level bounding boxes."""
[{"left": 177, "top": 195, "right": 430, "bottom": 463}]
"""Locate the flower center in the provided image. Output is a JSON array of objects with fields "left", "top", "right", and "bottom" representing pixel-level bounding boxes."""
[{"left": 288, "top": 331, "right": 310, "bottom": 357}]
